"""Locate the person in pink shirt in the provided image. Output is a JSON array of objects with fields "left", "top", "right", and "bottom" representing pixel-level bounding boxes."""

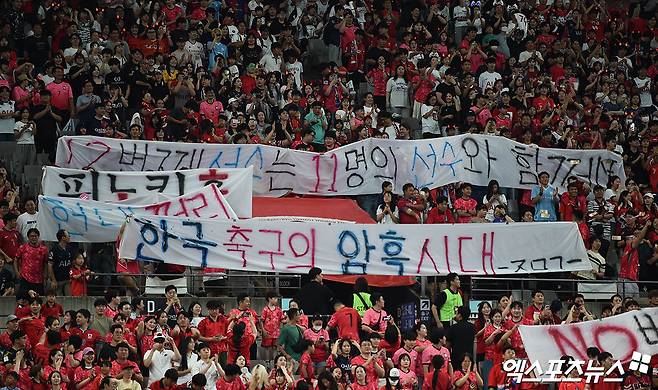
[
  {"left": 421, "top": 329, "right": 453, "bottom": 378},
  {"left": 392, "top": 332, "right": 418, "bottom": 369},
  {"left": 303, "top": 316, "right": 330, "bottom": 371},
  {"left": 453, "top": 183, "right": 478, "bottom": 223},
  {"left": 199, "top": 88, "right": 224, "bottom": 123},
  {"left": 361, "top": 293, "right": 392, "bottom": 337},
  {"left": 45, "top": 66, "right": 74, "bottom": 120},
  {"left": 396, "top": 354, "right": 418, "bottom": 390}
]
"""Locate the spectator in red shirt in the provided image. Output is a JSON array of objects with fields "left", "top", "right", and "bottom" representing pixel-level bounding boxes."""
[
  {"left": 41, "top": 291, "right": 64, "bottom": 320},
  {"left": 398, "top": 183, "right": 425, "bottom": 224},
  {"left": 198, "top": 300, "right": 229, "bottom": 363},
  {"left": 454, "top": 183, "right": 478, "bottom": 223},
  {"left": 426, "top": 196, "right": 455, "bottom": 224},
  {"left": 523, "top": 290, "right": 547, "bottom": 324},
  {"left": 149, "top": 368, "right": 185, "bottom": 390},
  {"left": 15, "top": 227, "right": 48, "bottom": 296},
  {"left": 216, "top": 364, "right": 246, "bottom": 390},
  {"left": 71, "top": 308, "right": 101, "bottom": 349},
  {"left": 487, "top": 346, "right": 517, "bottom": 390},
  {"left": 328, "top": 301, "right": 362, "bottom": 342},
  {"left": 422, "top": 355, "right": 451, "bottom": 390},
  {"left": 503, "top": 302, "right": 533, "bottom": 358},
  {"left": 18, "top": 296, "right": 45, "bottom": 347},
  {"left": 0, "top": 212, "right": 20, "bottom": 271},
  {"left": 559, "top": 182, "right": 588, "bottom": 221},
  {"left": 227, "top": 319, "right": 257, "bottom": 366}
]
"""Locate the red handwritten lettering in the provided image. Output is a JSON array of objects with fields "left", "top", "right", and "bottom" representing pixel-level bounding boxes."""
[
  {"left": 547, "top": 326, "right": 588, "bottom": 361},
  {"left": 199, "top": 169, "right": 229, "bottom": 194},
  {"left": 592, "top": 325, "right": 638, "bottom": 362},
  {"left": 77, "top": 140, "right": 111, "bottom": 169},
  {"left": 144, "top": 201, "right": 171, "bottom": 216},
  {"left": 329, "top": 154, "right": 338, "bottom": 192},
  {"left": 311, "top": 155, "right": 321, "bottom": 193},
  {"left": 417, "top": 239, "right": 440, "bottom": 274},
  {"left": 481, "top": 232, "right": 495, "bottom": 275},
  {"left": 287, "top": 229, "right": 316, "bottom": 270},
  {"left": 444, "top": 235, "right": 452, "bottom": 273},
  {"left": 179, "top": 193, "right": 209, "bottom": 218},
  {"left": 210, "top": 184, "right": 232, "bottom": 219},
  {"left": 458, "top": 237, "right": 477, "bottom": 273},
  {"left": 258, "top": 229, "right": 283, "bottom": 270}
]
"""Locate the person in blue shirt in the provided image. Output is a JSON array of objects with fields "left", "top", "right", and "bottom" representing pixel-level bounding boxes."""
[
  {"left": 0, "top": 371, "right": 18, "bottom": 390},
  {"left": 531, "top": 171, "right": 559, "bottom": 221}
]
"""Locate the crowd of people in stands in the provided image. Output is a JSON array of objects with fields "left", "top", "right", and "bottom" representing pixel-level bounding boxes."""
[
  {"left": 0, "top": 0, "right": 657, "bottom": 388},
  {"left": 0, "top": 268, "right": 654, "bottom": 389}
]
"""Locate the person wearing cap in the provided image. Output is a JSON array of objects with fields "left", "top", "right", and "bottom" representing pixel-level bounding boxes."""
[
  {"left": 117, "top": 360, "right": 141, "bottom": 390},
  {"left": 73, "top": 347, "right": 98, "bottom": 387},
  {"left": 0, "top": 314, "right": 21, "bottom": 350},
  {"left": 144, "top": 332, "right": 181, "bottom": 386}
]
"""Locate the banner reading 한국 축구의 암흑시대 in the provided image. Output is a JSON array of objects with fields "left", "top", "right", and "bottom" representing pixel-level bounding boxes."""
[
  {"left": 56, "top": 135, "right": 625, "bottom": 196},
  {"left": 118, "top": 216, "right": 591, "bottom": 276}
]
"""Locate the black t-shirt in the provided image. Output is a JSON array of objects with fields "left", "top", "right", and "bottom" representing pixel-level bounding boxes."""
[
  {"left": 31, "top": 104, "right": 60, "bottom": 141},
  {"left": 105, "top": 71, "right": 127, "bottom": 94},
  {"left": 48, "top": 243, "right": 78, "bottom": 282},
  {"left": 83, "top": 116, "right": 112, "bottom": 137},
  {"left": 296, "top": 281, "right": 334, "bottom": 315},
  {"left": 167, "top": 108, "right": 186, "bottom": 140},
  {"left": 24, "top": 35, "right": 50, "bottom": 65},
  {"left": 445, "top": 320, "right": 475, "bottom": 368},
  {"left": 0, "top": 268, "right": 14, "bottom": 294},
  {"left": 242, "top": 45, "right": 263, "bottom": 67},
  {"left": 128, "top": 69, "right": 150, "bottom": 106}
]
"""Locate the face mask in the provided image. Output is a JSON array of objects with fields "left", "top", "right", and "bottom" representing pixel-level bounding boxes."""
[
  {"left": 313, "top": 325, "right": 322, "bottom": 331},
  {"left": 389, "top": 379, "right": 399, "bottom": 385}
]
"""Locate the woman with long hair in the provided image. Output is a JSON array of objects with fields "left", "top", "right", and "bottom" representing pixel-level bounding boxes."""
[
  {"left": 376, "top": 191, "right": 399, "bottom": 224},
  {"left": 421, "top": 355, "right": 450, "bottom": 390},
  {"left": 452, "top": 353, "right": 482, "bottom": 390},
  {"left": 248, "top": 365, "right": 270, "bottom": 390},
  {"left": 329, "top": 339, "right": 358, "bottom": 379},
  {"left": 396, "top": 354, "right": 418, "bottom": 390},
  {"left": 136, "top": 315, "right": 158, "bottom": 354},
  {"left": 318, "top": 370, "right": 340, "bottom": 390},
  {"left": 43, "top": 349, "right": 69, "bottom": 387},
  {"left": 386, "top": 65, "right": 410, "bottom": 118},
  {"left": 191, "top": 343, "right": 223, "bottom": 390},
  {"left": 228, "top": 320, "right": 257, "bottom": 365},
  {"left": 349, "top": 365, "right": 376, "bottom": 390},
  {"left": 188, "top": 302, "right": 205, "bottom": 327},
  {"left": 383, "top": 368, "right": 403, "bottom": 390},
  {"left": 474, "top": 301, "right": 492, "bottom": 388},
  {"left": 483, "top": 180, "right": 508, "bottom": 222},
  {"left": 271, "top": 367, "right": 294, "bottom": 390},
  {"left": 177, "top": 336, "right": 199, "bottom": 385}
]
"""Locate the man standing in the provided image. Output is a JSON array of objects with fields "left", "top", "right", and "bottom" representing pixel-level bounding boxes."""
[
  {"left": 144, "top": 333, "right": 181, "bottom": 386},
  {"left": 0, "top": 213, "right": 20, "bottom": 274},
  {"left": 531, "top": 171, "right": 558, "bottom": 222},
  {"left": 587, "top": 185, "right": 615, "bottom": 255},
  {"left": 446, "top": 306, "right": 475, "bottom": 370},
  {"left": 277, "top": 308, "right": 304, "bottom": 370},
  {"left": 198, "top": 300, "right": 228, "bottom": 366},
  {"left": 304, "top": 102, "right": 328, "bottom": 152},
  {"left": 16, "top": 198, "right": 38, "bottom": 242},
  {"left": 15, "top": 228, "right": 47, "bottom": 296},
  {"left": 361, "top": 293, "right": 393, "bottom": 337},
  {"left": 398, "top": 183, "right": 425, "bottom": 224},
  {"left": 32, "top": 90, "right": 62, "bottom": 163},
  {"left": 297, "top": 267, "right": 334, "bottom": 315},
  {"left": 431, "top": 273, "right": 463, "bottom": 328},
  {"left": 47, "top": 229, "right": 76, "bottom": 296},
  {"left": 328, "top": 301, "right": 361, "bottom": 341},
  {"left": 45, "top": 66, "right": 74, "bottom": 123},
  {"left": 0, "top": 85, "right": 15, "bottom": 142}
]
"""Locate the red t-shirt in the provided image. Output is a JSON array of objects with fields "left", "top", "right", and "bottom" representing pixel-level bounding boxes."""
[
  {"left": 16, "top": 243, "right": 48, "bottom": 284},
  {"left": 227, "top": 332, "right": 256, "bottom": 365},
  {"left": 69, "top": 327, "right": 101, "bottom": 349},
  {"left": 0, "top": 228, "right": 20, "bottom": 259},
  {"left": 69, "top": 266, "right": 88, "bottom": 296},
  {"left": 619, "top": 242, "right": 640, "bottom": 281},
  {"left": 45, "top": 81, "right": 73, "bottom": 111},
  {"left": 503, "top": 318, "right": 533, "bottom": 358},
  {"left": 216, "top": 376, "right": 246, "bottom": 390},
  {"left": 452, "top": 370, "right": 477, "bottom": 390},
  {"left": 20, "top": 316, "right": 45, "bottom": 347},
  {"left": 198, "top": 315, "right": 229, "bottom": 355},
  {"left": 351, "top": 354, "right": 382, "bottom": 384},
  {"left": 41, "top": 302, "right": 64, "bottom": 319},
  {"left": 523, "top": 304, "right": 543, "bottom": 323},
  {"left": 453, "top": 198, "right": 477, "bottom": 223},
  {"left": 426, "top": 207, "right": 455, "bottom": 224},
  {"left": 422, "top": 370, "right": 451, "bottom": 390},
  {"left": 261, "top": 305, "right": 286, "bottom": 341},
  {"left": 299, "top": 352, "right": 315, "bottom": 380},
  {"left": 328, "top": 306, "right": 361, "bottom": 341},
  {"left": 398, "top": 197, "right": 421, "bottom": 224}
]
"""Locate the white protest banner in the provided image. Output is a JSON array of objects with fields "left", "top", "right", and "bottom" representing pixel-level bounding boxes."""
[
  {"left": 37, "top": 184, "right": 238, "bottom": 242},
  {"left": 42, "top": 166, "right": 253, "bottom": 218},
  {"left": 118, "top": 216, "right": 590, "bottom": 275},
  {"left": 520, "top": 308, "right": 658, "bottom": 375},
  {"left": 56, "top": 136, "right": 625, "bottom": 196}
]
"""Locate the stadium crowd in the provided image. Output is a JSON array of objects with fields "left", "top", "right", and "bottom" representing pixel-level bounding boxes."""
[{"left": 0, "top": 0, "right": 656, "bottom": 388}]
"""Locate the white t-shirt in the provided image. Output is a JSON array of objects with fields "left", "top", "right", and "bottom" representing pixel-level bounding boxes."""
[
  {"left": 259, "top": 53, "right": 283, "bottom": 74},
  {"left": 191, "top": 359, "right": 221, "bottom": 390},
  {"left": 144, "top": 349, "right": 175, "bottom": 385},
  {"left": 479, "top": 71, "right": 502, "bottom": 91},
  {"left": 17, "top": 211, "right": 38, "bottom": 241},
  {"left": 14, "top": 120, "right": 35, "bottom": 144},
  {"left": 376, "top": 204, "right": 399, "bottom": 224},
  {"left": 184, "top": 41, "right": 205, "bottom": 68},
  {"left": 420, "top": 104, "right": 440, "bottom": 135},
  {"left": 176, "top": 352, "right": 199, "bottom": 385},
  {"left": 0, "top": 100, "right": 15, "bottom": 135},
  {"left": 386, "top": 78, "right": 410, "bottom": 109},
  {"left": 453, "top": 5, "right": 469, "bottom": 28},
  {"left": 286, "top": 61, "right": 304, "bottom": 90},
  {"left": 634, "top": 77, "right": 652, "bottom": 107}
]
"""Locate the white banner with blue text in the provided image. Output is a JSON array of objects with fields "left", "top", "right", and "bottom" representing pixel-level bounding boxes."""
[
  {"left": 118, "top": 216, "right": 590, "bottom": 275},
  {"left": 41, "top": 166, "right": 253, "bottom": 218},
  {"left": 37, "top": 184, "right": 238, "bottom": 242},
  {"left": 55, "top": 136, "right": 625, "bottom": 196}
]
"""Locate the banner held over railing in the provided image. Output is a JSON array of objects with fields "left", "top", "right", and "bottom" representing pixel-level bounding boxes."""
[
  {"left": 37, "top": 184, "right": 238, "bottom": 242},
  {"left": 519, "top": 308, "right": 658, "bottom": 378},
  {"left": 118, "top": 216, "right": 590, "bottom": 276},
  {"left": 42, "top": 166, "right": 253, "bottom": 218},
  {"left": 56, "top": 136, "right": 625, "bottom": 196}
]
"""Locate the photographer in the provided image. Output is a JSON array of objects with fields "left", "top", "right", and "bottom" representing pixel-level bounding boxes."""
[{"left": 303, "top": 316, "right": 330, "bottom": 373}]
